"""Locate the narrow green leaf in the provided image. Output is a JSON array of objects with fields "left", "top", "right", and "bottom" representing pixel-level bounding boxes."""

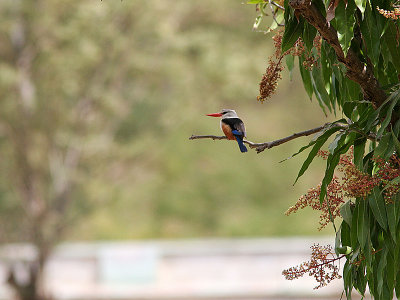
[
  {"left": 383, "top": 22, "right": 400, "bottom": 74},
  {"left": 282, "top": 16, "right": 304, "bottom": 53},
  {"left": 344, "top": 76, "right": 361, "bottom": 102},
  {"left": 353, "top": 199, "right": 368, "bottom": 249},
  {"left": 341, "top": 220, "right": 352, "bottom": 247},
  {"left": 396, "top": 270, "right": 400, "bottom": 298},
  {"left": 377, "top": 248, "right": 388, "bottom": 296},
  {"left": 252, "top": 15, "right": 263, "bottom": 31},
  {"left": 343, "top": 101, "right": 357, "bottom": 119},
  {"left": 341, "top": 200, "right": 353, "bottom": 226},
  {"left": 332, "top": 0, "right": 356, "bottom": 55},
  {"left": 391, "top": 130, "right": 400, "bottom": 154},
  {"left": 386, "top": 250, "right": 396, "bottom": 292},
  {"left": 375, "top": 133, "right": 394, "bottom": 159},
  {"left": 368, "top": 187, "right": 388, "bottom": 230},
  {"left": 386, "top": 198, "right": 399, "bottom": 242},
  {"left": 299, "top": 56, "right": 313, "bottom": 99},
  {"left": 360, "top": 2, "right": 380, "bottom": 65},
  {"left": 343, "top": 260, "right": 354, "bottom": 299},
  {"left": 376, "top": 89, "right": 400, "bottom": 138},
  {"left": 303, "top": 22, "right": 317, "bottom": 51},
  {"left": 311, "top": 65, "right": 331, "bottom": 113},
  {"left": 320, "top": 134, "right": 353, "bottom": 203},
  {"left": 355, "top": 0, "right": 366, "bottom": 13},
  {"left": 286, "top": 54, "right": 294, "bottom": 80},
  {"left": 353, "top": 137, "right": 366, "bottom": 169},
  {"left": 294, "top": 125, "right": 342, "bottom": 184}
]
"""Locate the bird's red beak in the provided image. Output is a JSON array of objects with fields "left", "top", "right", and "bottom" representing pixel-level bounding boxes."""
[{"left": 206, "top": 113, "right": 223, "bottom": 117}]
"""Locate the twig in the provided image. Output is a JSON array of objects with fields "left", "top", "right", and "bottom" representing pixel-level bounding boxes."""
[{"left": 271, "top": 0, "right": 285, "bottom": 10}]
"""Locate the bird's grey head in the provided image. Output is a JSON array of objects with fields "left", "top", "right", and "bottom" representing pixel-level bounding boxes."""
[{"left": 220, "top": 109, "right": 238, "bottom": 119}]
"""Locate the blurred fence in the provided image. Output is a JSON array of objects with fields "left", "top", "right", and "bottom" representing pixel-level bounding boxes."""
[{"left": 0, "top": 237, "right": 365, "bottom": 300}]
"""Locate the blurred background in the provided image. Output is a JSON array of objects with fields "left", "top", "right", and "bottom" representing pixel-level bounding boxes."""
[{"left": 0, "top": 0, "right": 346, "bottom": 299}]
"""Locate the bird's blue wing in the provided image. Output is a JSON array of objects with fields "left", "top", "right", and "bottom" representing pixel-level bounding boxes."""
[{"left": 232, "top": 130, "right": 247, "bottom": 153}]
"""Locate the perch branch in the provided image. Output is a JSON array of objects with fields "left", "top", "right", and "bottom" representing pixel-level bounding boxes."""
[
  {"left": 190, "top": 121, "right": 377, "bottom": 154},
  {"left": 190, "top": 123, "right": 330, "bottom": 153}
]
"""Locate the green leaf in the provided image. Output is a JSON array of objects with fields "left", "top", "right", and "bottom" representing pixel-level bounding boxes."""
[
  {"left": 386, "top": 251, "right": 396, "bottom": 293},
  {"left": 328, "top": 131, "right": 346, "bottom": 154},
  {"left": 355, "top": 0, "right": 366, "bottom": 13},
  {"left": 386, "top": 196, "right": 400, "bottom": 242},
  {"left": 341, "top": 220, "right": 352, "bottom": 248},
  {"left": 368, "top": 187, "right": 388, "bottom": 230},
  {"left": 376, "top": 89, "right": 400, "bottom": 138},
  {"left": 294, "top": 124, "right": 342, "bottom": 184},
  {"left": 396, "top": 269, "right": 400, "bottom": 298},
  {"left": 341, "top": 200, "right": 353, "bottom": 226},
  {"left": 383, "top": 22, "right": 400, "bottom": 74},
  {"left": 246, "top": 0, "right": 265, "bottom": 3},
  {"left": 320, "top": 133, "right": 353, "bottom": 203},
  {"left": 311, "top": 65, "right": 332, "bottom": 114},
  {"left": 343, "top": 260, "right": 354, "bottom": 298},
  {"left": 375, "top": 133, "right": 394, "bottom": 159},
  {"left": 252, "top": 15, "right": 263, "bottom": 31},
  {"left": 391, "top": 130, "right": 400, "bottom": 154},
  {"left": 312, "top": 0, "right": 326, "bottom": 17},
  {"left": 303, "top": 22, "right": 317, "bottom": 51},
  {"left": 282, "top": 16, "right": 304, "bottom": 53},
  {"left": 299, "top": 56, "right": 313, "bottom": 99},
  {"left": 353, "top": 198, "right": 368, "bottom": 249},
  {"left": 353, "top": 137, "right": 366, "bottom": 169},
  {"left": 286, "top": 54, "right": 294, "bottom": 80},
  {"left": 343, "top": 101, "right": 357, "bottom": 119},
  {"left": 332, "top": 0, "right": 356, "bottom": 55},
  {"left": 344, "top": 76, "right": 361, "bottom": 102},
  {"left": 360, "top": 2, "right": 380, "bottom": 65},
  {"left": 377, "top": 248, "right": 388, "bottom": 296}
]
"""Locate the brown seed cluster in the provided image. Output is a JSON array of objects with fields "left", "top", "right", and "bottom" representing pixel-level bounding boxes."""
[
  {"left": 258, "top": 31, "right": 285, "bottom": 103},
  {"left": 285, "top": 177, "right": 345, "bottom": 230},
  {"left": 258, "top": 31, "right": 319, "bottom": 102},
  {"left": 286, "top": 149, "right": 400, "bottom": 230},
  {"left": 377, "top": 6, "right": 400, "bottom": 19},
  {"left": 282, "top": 244, "right": 342, "bottom": 289}
]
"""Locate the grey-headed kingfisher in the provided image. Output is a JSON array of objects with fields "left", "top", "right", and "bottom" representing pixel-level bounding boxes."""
[{"left": 207, "top": 109, "right": 248, "bottom": 153}]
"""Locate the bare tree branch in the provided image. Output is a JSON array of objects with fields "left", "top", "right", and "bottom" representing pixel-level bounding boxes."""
[
  {"left": 190, "top": 121, "right": 378, "bottom": 154},
  {"left": 190, "top": 123, "right": 330, "bottom": 153}
]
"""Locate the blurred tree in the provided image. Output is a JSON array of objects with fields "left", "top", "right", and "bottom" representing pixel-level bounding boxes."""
[{"left": 0, "top": 0, "right": 168, "bottom": 299}]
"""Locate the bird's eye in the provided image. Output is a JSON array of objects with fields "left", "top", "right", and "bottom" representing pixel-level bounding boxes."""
[{"left": 222, "top": 111, "right": 227, "bottom": 114}]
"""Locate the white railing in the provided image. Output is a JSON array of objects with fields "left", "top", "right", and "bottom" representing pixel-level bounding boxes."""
[{"left": 0, "top": 237, "right": 364, "bottom": 300}]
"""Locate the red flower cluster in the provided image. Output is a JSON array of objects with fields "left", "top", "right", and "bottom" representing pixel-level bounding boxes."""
[{"left": 282, "top": 244, "right": 342, "bottom": 289}]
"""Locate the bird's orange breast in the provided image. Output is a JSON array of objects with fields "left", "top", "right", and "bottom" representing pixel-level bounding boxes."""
[{"left": 221, "top": 122, "right": 235, "bottom": 140}]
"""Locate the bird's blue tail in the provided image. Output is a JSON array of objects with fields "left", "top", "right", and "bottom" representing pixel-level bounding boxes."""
[{"left": 234, "top": 135, "right": 248, "bottom": 153}]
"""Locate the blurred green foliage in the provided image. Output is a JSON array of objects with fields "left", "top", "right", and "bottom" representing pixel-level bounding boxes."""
[{"left": 0, "top": 0, "right": 335, "bottom": 242}]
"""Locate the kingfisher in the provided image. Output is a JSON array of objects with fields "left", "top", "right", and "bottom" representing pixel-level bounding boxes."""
[{"left": 207, "top": 109, "right": 248, "bottom": 153}]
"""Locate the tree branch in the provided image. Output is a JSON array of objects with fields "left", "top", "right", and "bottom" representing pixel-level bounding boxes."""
[
  {"left": 190, "top": 121, "right": 378, "bottom": 154},
  {"left": 289, "top": 0, "right": 387, "bottom": 108},
  {"left": 190, "top": 123, "right": 330, "bottom": 153}
]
